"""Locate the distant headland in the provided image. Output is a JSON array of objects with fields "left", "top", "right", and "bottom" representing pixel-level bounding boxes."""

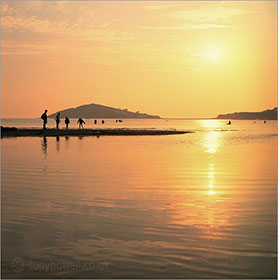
[
  {"left": 216, "top": 107, "right": 277, "bottom": 120},
  {"left": 49, "top": 103, "right": 160, "bottom": 119}
]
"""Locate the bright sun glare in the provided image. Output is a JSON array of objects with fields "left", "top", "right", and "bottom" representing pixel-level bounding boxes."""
[{"left": 204, "top": 46, "right": 222, "bottom": 62}]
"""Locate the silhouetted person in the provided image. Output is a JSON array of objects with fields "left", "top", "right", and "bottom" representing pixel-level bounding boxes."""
[
  {"left": 41, "top": 109, "right": 48, "bottom": 129},
  {"left": 94, "top": 119, "right": 97, "bottom": 125},
  {"left": 65, "top": 117, "right": 70, "bottom": 129},
  {"left": 55, "top": 112, "right": 61, "bottom": 129},
  {"left": 77, "top": 118, "right": 86, "bottom": 129},
  {"left": 116, "top": 120, "right": 118, "bottom": 123},
  {"left": 119, "top": 119, "right": 123, "bottom": 123},
  {"left": 102, "top": 120, "right": 105, "bottom": 124},
  {"left": 264, "top": 120, "right": 266, "bottom": 124},
  {"left": 227, "top": 120, "right": 231, "bottom": 125}
]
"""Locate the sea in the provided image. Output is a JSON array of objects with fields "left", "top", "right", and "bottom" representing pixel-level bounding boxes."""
[{"left": 1, "top": 118, "right": 277, "bottom": 278}]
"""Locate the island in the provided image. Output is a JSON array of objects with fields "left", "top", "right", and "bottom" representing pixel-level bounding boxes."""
[
  {"left": 217, "top": 107, "right": 277, "bottom": 120},
  {"left": 49, "top": 103, "right": 160, "bottom": 119}
]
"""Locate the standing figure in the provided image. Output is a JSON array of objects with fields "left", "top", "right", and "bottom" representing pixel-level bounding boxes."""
[
  {"left": 102, "top": 120, "right": 105, "bottom": 124},
  {"left": 41, "top": 109, "right": 48, "bottom": 129},
  {"left": 77, "top": 118, "right": 86, "bottom": 129},
  {"left": 94, "top": 119, "right": 97, "bottom": 125},
  {"left": 55, "top": 112, "right": 61, "bottom": 129},
  {"left": 65, "top": 117, "right": 70, "bottom": 129}
]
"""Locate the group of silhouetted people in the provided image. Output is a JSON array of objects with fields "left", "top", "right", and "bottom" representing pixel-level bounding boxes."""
[
  {"left": 41, "top": 110, "right": 108, "bottom": 129},
  {"left": 41, "top": 109, "right": 72, "bottom": 129},
  {"left": 227, "top": 120, "right": 268, "bottom": 125},
  {"left": 94, "top": 119, "right": 105, "bottom": 124}
]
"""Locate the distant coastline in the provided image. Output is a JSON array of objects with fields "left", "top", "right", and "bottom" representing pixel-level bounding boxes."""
[{"left": 216, "top": 107, "right": 277, "bottom": 120}]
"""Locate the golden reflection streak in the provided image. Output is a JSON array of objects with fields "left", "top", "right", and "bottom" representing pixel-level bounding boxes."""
[
  {"left": 164, "top": 120, "right": 232, "bottom": 230},
  {"left": 207, "top": 163, "right": 216, "bottom": 196},
  {"left": 200, "top": 119, "right": 223, "bottom": 154}
]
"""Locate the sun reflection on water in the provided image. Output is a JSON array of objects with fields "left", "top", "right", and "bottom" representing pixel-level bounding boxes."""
[
  {"left": 203, "top": 131, "right": 221, "bottom": 154},
  {"left": 200, "top": 120, "right": 223, "bottom": 155},
  {"left": 207, "top": 164, "right": 216, "bottom": 196}
]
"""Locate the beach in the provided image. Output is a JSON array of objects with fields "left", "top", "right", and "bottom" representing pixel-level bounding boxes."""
[{"left": 1, "top": 127, "right": 190, "bottom": 137}]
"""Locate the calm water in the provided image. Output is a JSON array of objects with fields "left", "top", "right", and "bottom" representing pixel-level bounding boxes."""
[{"left": 1, "top": 119, "right": 277, "bottom": 278}]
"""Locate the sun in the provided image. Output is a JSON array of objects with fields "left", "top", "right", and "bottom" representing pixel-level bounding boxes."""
[{"left": 204, "top": 46, "right": 222, "bottom": 62}]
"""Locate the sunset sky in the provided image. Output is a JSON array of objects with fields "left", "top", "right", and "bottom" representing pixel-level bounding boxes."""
[{"left": 1, "top": 1, "right": 277, "bottom": 118}]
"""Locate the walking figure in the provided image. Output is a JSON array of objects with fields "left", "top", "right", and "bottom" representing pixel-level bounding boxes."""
[
  {"left": 55, "top": 112, "right": 61, "bottom": 129},
  {"left": 77, "top": 118, "right": 86, "bottom": 129},
  {"left": 65, "top": 117, "right": 70, "bottom": 129},
  {"left": 41, "top": 109, "right": 48, "bottom": 129}
]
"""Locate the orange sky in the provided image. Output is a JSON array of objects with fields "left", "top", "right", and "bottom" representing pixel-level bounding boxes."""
[{"left": 1, "top": 1, "right": 277, "bottom": 118}]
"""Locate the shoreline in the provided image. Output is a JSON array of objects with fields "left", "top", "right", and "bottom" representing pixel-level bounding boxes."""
[{"left": 1, "top": 127, "right": 191, "bottom": 138}]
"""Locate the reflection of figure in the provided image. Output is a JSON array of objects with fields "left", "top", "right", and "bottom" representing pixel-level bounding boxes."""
[
  {"left": 94, "top": 119, "right": 97, "bottom": 125},
  {"left": 65, "top": 117, "right": 70, "bottom": 129},
  {"left": 56, "top": 136, "right": 60, "bottom": 152},
  {"left": 77, "top": 118, "right": 86, "bottom": 129},
  {"left": 41, "top": 109, "right": 48, "bottom": 129},
  {"left": 102, "top": 120, "right": 105, "bottom": 124},
  {"left": 65, "top": 136, "right": 69, "bottom": 150},
  {"left": 55, "top": 112, "right": 61, "bottom": 129},
  {"left": 227, "top": 120, "right": 231, "bottom": 125},
  {"left": 41, "top": 136, "right": 47, "bottom": 157}
]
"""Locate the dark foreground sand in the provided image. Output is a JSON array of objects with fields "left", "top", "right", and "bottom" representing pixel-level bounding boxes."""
[{"left": 1, "top": 127, "right": 191, "bottom": 137}]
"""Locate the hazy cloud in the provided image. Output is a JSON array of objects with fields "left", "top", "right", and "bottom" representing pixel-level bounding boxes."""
[
  {"left": 140, "top": 3, "right": 252, "bottom": 31},
  {"left": 143, "top": 4, "right": 177, "bottom": 11},
  {"left": 171, "top": 5, "right": 253, "bottom": 23},
  {"left": 140, "top": 23, "right": 232, "bottom": 31},
  {"left": 1, "top": 1, "right": 135, "bottom": 58}
]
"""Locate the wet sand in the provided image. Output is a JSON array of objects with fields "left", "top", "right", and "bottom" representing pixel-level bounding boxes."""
[{"left": 1, "top": 127, "right": 191, "bottom": 137}]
